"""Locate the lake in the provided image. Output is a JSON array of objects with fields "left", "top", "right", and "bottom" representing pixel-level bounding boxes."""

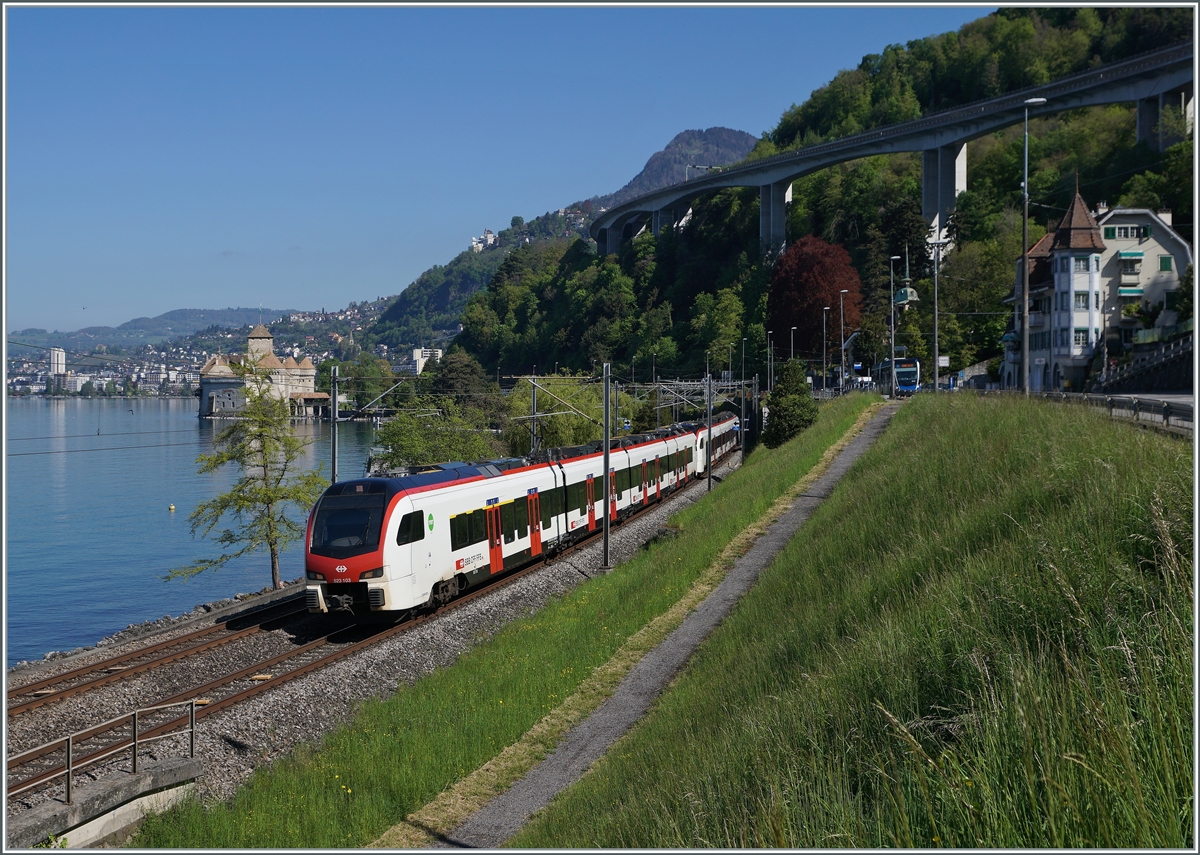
[{"left": 4, "top": 397, "right": 381, "bottom": 667}]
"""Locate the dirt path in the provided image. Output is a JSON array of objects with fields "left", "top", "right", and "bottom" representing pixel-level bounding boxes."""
[{"left": 373, "top": 403, "right": 900, "bottom": 849}]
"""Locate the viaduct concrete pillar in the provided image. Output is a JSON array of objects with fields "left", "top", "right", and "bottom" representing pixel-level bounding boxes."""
[
  {"left": 1138, "top": 83, "right": 1194, "bottom": 151},
  {"left": 922, "top": 142, "right": 967, "bottom": 243},
  {"left": 759, "top": 180, "right": 792, "bottom": 256},
  {"left": 652, "top": 207, "right": 676, "bottom": 237}
]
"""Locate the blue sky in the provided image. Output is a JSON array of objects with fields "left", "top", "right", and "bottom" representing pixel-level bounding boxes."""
[{"left": 5, "top": 4, "right": 995, "bottom": 334}]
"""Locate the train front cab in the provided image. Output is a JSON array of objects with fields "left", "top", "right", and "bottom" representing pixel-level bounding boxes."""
[{"left": 305, "top": 481, "right": 423, "bottom": 617}]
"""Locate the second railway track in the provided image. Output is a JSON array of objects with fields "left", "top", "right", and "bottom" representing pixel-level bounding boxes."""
[{"left": 6, "top": 453, "right": 741, "bottom": 815}]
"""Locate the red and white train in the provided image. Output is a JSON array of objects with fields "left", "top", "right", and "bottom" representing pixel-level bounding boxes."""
[{"left": 304, "top": 413, "right": 739, "bottom": 617}]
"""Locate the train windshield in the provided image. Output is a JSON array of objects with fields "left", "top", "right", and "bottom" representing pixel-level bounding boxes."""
[
  {"left": 896, "top": 367, "right": 919, "bottom": 385},
  {"left": 310, "top": 488, "right": 387, "bottom": 559}
]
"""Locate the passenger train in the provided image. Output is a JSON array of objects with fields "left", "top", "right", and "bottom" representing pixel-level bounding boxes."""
[{"left": 304, "top": 413, "right": 739, "bottom": 617}]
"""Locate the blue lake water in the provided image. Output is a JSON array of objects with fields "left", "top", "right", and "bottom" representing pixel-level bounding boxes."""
[{"left": 5, "top": 398, "right": 381, "bottom": 667}]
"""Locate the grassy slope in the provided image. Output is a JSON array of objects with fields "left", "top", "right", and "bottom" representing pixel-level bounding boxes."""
[
  {"left": 512, "top": 394, "right": 1193, "bottom": 849},
  {"left": 130, "top": 394, "right": 877, "bottom": 848}
]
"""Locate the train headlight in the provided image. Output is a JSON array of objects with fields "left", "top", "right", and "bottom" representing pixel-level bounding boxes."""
[
  {"left": 306, "top": 571, "right": 325, "bottom": 581},
  {"left": 360, "top": 567, "right": 384, "bottom": 579}
]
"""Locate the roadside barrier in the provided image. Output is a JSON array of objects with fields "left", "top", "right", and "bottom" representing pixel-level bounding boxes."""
[{"left": 7, "top": 700, "right": 197, "bottom": 804}]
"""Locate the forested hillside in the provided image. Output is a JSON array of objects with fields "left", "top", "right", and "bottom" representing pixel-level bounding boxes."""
[
  {"left": 454, "top": 7, "right": 1193, "bottom": 386},
  {"left": 364, "top": 130, "right": 758, "bottom": 356}
]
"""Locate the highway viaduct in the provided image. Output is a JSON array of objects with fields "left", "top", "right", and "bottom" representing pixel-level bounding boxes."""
[{"left": 590, "top": 40, "right": 1193, "bottom": 257}]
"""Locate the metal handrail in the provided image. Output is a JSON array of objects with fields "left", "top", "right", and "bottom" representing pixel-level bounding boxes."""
[{"left": 6, "top": 699, "right": 196, "bottom": 803}]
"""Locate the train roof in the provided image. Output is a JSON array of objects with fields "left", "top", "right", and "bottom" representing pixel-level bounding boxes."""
[{"left": 359, "top": 413, "right": 736, "bottom": 486}]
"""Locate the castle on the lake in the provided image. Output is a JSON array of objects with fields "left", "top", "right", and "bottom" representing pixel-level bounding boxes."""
[{"left": 198, "top": 324, "right": 329, "bottom": 418}]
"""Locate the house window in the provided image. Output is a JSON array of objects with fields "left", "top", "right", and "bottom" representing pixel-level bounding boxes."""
[
  {"left": 1073, "top": 257, "right": 1089, "bottom": 273},
  {"left": 1159, "top": 255, "right": 1173, "bottom": 272},
  {"left": 1113, "top": 225, "right": 1148, "bottom": 239},
  {"left": 1060, "top": 257, "right": 1071, "bottom": 273},
  {"left": 1095, "top": 291, "right": 1100, "bottom": 310},
  {"left": 1074, "top": 292, "right": 1089, "bottom": 310},
  {"left": 1074, "top": 329, "right": 1089, "bottom": 346},
  {"left": 1094, "top": 256, "right": 1100, "bottom": 272},
  {"left": 1121, "top": 259, "right": 1139, "bottom": 276}
]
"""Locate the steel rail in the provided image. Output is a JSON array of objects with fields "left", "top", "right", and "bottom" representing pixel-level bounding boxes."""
[
  {"left": 7, "top": 600, "right": 307, "bottom": 716},
  {"left": 8, "top": 442, "right": 741, "bottom": 800}
]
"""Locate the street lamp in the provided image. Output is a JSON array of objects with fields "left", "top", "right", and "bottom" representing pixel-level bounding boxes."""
[
  {"left": 929, "top": 238, "right": 950, "bottom": 392},
  {"left": 839, "top": 289, "right": 848, "bottom": 393},
  {"left": 767, "top": 330, "right": 773, "bottom": 393},
  {"left": 1102, "top": 304, "right": 1117, "bottom": 385},
  {"left": 790, "top": 326, "right": 796, "bottom": 361},
  {"left": 740, "top": 337, "right": 746, "bottom": 455},
  {"left": 889, "top": 255, "right": 901, "bottom": 397},
  {"left": 822, "top": 307, "right": 830, "bottom": 395},
  {"left": 1022, "top": 96, "right": 1047, "bottom": 396}
]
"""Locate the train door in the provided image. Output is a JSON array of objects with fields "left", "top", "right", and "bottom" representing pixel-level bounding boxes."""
[
  {"left": 586, "top": 476, "right": 596, "bottom": 531},
  {"left": 527, "top": 489, "right": 542, "bottom": 557},
  {"left": 609, "top": 468, "right": 618, "bottom": 521},
  {"left": 485, "top": 503, "right": 504, "bottom": 574},
  {"left": 654, "top": 456, "right": 661, "bottom": 500},
  {"left": 641, "top": 460, "right": 649, "bottom": 506}
]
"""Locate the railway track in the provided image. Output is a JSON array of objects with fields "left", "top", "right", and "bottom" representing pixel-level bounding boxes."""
[
  {"left": 6, "top": 463, "right": 735, "bottom": 805},
  {"left": 7, "top": 599, "right": 309, "bottom": 716}
]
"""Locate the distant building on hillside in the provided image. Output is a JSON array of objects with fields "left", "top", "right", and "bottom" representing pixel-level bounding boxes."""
[
  {"left": 470, "top": 229, "right": 498, "bottom": 252},
  {"left": 198, "top": 324, "right": 328, "bottom": 418}
]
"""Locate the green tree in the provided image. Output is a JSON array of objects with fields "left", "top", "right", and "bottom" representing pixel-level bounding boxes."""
[
  {"left": 762, "top": 359, "right": 819, "bottom": 448},
  {"left": 375, "top": 396, "right": 501, "bottom": 468},
  {"left": 168, "top": 369, "right": 327, "bottom": 590}
]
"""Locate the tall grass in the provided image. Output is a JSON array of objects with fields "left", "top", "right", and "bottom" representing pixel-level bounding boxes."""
[
  {"left": 130, "top": 394, "right": 878, "bottom": 848},
  {"left": 511, "top": 393, "right": 1193, "bottom": 849}
]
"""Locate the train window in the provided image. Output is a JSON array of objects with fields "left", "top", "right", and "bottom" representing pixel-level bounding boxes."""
[
  {"left": 615, "top": 468, "right": 628, "bottom": 498},
  {"left": 567, "top": 482, "right": 586, "bottom": 515},
  {"left": 310, "top": 492, "right": 386, "bottom": 559},
  {"left": 501, "top": 502, "right": 516, "bottom": 544},
  {"left": 396, "top": 511, "right": 426, "bottom": 546},
  {"left": 541, "top": 491, "right": 555, "bottom": 529},
  {"left": 468, "top": 509, "right": 487, "bottom": 545},
  {"left": 450, "top": 514, "right": 469, "bottom": 551},
  {"left": 515, "top": 498, "right": 528, "bottom": 539}
]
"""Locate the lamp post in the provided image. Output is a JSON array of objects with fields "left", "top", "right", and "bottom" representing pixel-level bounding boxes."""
[
  {"left": 889, "top": 255, "right": 901, "bottom": 397},
  {"left": 790, "top": 326, "right": 796, "bottom": 361},
  {"left": 822, "top": 307, "right": 830, "bottom": 396},
  {"left": 1022, "top": 96, "right": 1047, "bottom": 396},
  {"left": 929, "top": 238, "right": 949, "bottom": 392},
  {"left": 740, "top": 336, "right": 746, "bottom": 455},
  {"left": 767, "top": 331, "right": 773, "bottom": 393},
  {"left": 839, "top": 289, "right": 848, "bottom": 393}
]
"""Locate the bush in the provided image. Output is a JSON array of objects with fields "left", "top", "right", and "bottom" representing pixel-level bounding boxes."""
[{"left": 762, "top": 359, "right": 818, "bottom": 448}]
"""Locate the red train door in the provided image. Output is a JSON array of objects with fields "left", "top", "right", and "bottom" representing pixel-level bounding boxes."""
[
  {"left": 609, "top": 468, "right": 617, "bottom": 521},
  {"left": 654, "top": 457, "right": 661, "bottom": 500},
  {"left": 485, "top": 503, "right": 504, "bottom": 574},
  {"left": 641, "top": 461, "right": 649, "bottom": 506},
  {"left": 586, "top": 477, "right": 596, "bottom": 531},
  {"left": 527, "top": 489, "right": 542, "bottom": 557}
]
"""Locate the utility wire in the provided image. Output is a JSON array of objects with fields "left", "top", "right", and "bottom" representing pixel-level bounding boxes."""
[{"left": 8, "top": 439, "right": 219, "bottom": 458}]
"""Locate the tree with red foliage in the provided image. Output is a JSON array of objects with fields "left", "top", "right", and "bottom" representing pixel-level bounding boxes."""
[{"left": 767, "top": 235, "right": 863, "bottom": 368}]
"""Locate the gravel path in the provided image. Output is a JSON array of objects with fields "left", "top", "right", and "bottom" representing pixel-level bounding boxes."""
[
  {"left": 5, "top": 455, "right": 740, "bottom": 819},
  {"left": 435, "top": 406, "right": 898, "bottom": 848}
]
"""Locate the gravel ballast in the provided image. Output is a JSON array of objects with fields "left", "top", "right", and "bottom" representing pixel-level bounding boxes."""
[{"left": 6, "top": 456, "right": 740, "bottom": 819}]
